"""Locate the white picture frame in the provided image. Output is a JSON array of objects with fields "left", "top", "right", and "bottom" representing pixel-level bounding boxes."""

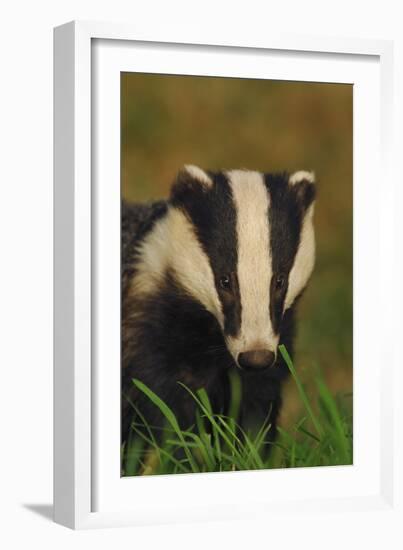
[{"left": 54, "top": 20, "right": 400, "bottom": 532}]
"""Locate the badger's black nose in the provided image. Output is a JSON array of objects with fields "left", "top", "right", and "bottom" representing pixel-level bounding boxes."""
[{"left": 238, "top": 349, "right": 275, "bottom": 370}]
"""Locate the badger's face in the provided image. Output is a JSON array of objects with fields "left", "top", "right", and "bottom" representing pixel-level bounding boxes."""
[{"left": 133, "top": 165, "right": 316, "bottom": 370}]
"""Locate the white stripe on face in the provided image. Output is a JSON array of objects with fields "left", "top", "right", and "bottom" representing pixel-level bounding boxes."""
[
  {"left": 284, "top": 203, "right": 315, "bottom": 310},
  {"left": 226, "top": 170, "right": 279, "bottom": 359},
  {"left": 130, "top": 207, "right": 224, "bottom": 326}
]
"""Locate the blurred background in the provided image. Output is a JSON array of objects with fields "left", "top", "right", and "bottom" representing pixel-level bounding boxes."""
[{"left": 121, "top": 73, "right": 353, "bottom": 428}]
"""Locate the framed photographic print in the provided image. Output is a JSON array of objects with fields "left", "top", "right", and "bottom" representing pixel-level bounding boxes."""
[{"left": 54, "top": 21, "right": 399, "bottom": 531}]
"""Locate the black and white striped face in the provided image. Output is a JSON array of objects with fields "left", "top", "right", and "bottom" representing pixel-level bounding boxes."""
[{"left": 133, "top": 165, "right": 316, "bottom": 370}]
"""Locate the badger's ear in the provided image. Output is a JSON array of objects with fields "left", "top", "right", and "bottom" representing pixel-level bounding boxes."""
[
  {"left": 289, "top": 170, "right": 316, "bottom": 212},
  {"left": 170, "top": 165, "right": 213, "bottom": 204}
]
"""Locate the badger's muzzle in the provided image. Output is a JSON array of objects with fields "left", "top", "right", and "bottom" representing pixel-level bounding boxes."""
[{"left": 237, "top": 349, "right": 276, "bottom": 370}]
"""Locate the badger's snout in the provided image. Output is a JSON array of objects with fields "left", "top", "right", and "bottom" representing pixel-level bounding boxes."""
[{"left": 237, "top": 349, "right": 276, "bottom": 370}]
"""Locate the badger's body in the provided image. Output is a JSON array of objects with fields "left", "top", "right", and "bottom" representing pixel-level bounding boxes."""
[{"left": 122, "top": 166, "right": 316, "bottom": 448}]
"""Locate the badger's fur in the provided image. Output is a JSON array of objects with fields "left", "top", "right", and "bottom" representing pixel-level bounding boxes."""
[{"left": 122, "top": 166, "right": 316, "bottom": 447}]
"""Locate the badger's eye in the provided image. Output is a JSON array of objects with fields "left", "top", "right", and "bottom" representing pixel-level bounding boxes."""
[
  {"left": 219, "top": 274, "right": 232, "bottom": 291},
  {"left": 275, "top": 274, "right": 286, "bottom": 290}
]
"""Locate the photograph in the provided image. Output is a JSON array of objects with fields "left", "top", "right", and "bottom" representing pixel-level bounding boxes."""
[{"left": 120, "top": 73, "right": 353, "bottom": 477}]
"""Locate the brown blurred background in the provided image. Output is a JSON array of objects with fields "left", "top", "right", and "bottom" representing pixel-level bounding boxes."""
[{"left": 121, "top": 73, "right": 353, "bottom": 427}]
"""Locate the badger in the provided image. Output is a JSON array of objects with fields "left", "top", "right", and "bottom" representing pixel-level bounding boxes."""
[{"left": 122, "top": 165, "right": 316, "bottom": 449}]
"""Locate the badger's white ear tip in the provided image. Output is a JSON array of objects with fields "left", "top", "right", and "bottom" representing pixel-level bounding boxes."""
[
  {"left": 183, "top": 164, "right": 202, "bottom": 173},
  {"left": 182, "top": 164, "right": 213, "bottom": 187},
  {"left": 289, "top": 170, "right": 316, "bottom": 185}
]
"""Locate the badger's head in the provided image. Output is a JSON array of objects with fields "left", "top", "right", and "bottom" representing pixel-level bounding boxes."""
[{"left": 133, "top": 165, "right": 316, "bottom": 371}]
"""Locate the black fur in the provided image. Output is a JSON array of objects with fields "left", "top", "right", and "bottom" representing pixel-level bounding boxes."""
[
  {"left": 171, "top": 170, "right": 242, "bottom": 337},
  {"left": 121, "top": 200, "right": 168, "bottom": 298},
  {"left": 121, "top": 169, "right": 314, "bottom": 455},
  {"left": 264, "top": 172, "right": 316, "bottom": 332}
]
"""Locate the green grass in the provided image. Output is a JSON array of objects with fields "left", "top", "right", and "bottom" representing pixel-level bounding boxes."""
[{"left": 122, "top": 345, "right": 353, "bottom": 476}]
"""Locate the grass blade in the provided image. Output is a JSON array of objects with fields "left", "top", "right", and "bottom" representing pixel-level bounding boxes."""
[
  {"left": 132, "top": 379, "right": 199, "bottom": 473},
  {"left": 279, "top": 344, "right": 323, "bottom": 438}
]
